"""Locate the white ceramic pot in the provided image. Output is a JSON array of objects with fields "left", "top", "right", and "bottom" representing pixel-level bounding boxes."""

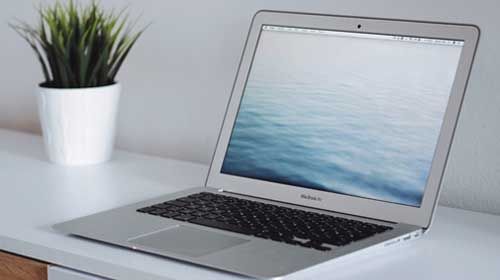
[{"left": 37, "top": 83, "right": 121, "bottom": 165}]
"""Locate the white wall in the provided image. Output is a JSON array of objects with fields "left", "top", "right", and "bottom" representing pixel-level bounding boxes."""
[{"left": 1, "top": 0, "right": 499, "bottom": 215}]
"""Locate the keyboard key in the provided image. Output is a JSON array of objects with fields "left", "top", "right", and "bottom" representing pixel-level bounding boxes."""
[
  {"left": 166, "top": 200, "right": 187, "bottom": 207},
  {"left": 161, "top": 212, "right": 179, "bottom": 218},
  {"left": 148, "top": 209, "right": 167, "bottom": 216},
  {"left": 152, "top": 203, "right": 171, "bottom": 209},
  {"left": 283, "top": 239, "right": 300, "bottom": 245},
  {"left": 313, "top": 245, "right": 332, "bottom": 251},
  {"left": 173, "top": 214, "right": 196, "bottom": 221},
  {"left": 190, "top": 217, "right": 255, "bottom": 235},
  {"left": 204, "top": 214, "right": 219, "bottom": 220},
  {"left": 137, "top": 207, "right": 155, "bottom": 213},
  {"left": 254, "top": 232, "right": 271, "bottom": 239},
  {"left": 180, "top": 209, "right": 195, "bottom": 214},
  {"left": 178, "top": 198, "right": 197, "bottom": 203}
]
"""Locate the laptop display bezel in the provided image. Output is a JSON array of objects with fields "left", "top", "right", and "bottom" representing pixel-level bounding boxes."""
[{"left": 206, "top": 11, "right": 479, "bottom": 228}]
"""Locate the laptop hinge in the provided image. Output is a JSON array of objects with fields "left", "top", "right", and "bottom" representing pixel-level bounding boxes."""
[{"left": 215, "top": 188, "right": 398, "bottom": 225}]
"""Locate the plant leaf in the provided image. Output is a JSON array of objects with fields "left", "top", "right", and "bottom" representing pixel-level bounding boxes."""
[{"left": 9, "top": 0, "right": 147, "bottom": 88}]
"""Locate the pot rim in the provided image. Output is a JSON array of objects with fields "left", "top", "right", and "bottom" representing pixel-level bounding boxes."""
[{"left": 38, "top": 81, "right": 120, "bottom": 91}]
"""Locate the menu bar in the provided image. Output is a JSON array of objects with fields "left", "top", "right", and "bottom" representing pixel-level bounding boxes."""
[{"left": 262, "top": 25, "right": 464, "bottom": 46}]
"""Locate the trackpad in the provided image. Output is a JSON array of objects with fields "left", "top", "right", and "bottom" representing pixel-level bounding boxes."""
[{"left": 129, "top": 225, "right": 249, "bottom": 257}]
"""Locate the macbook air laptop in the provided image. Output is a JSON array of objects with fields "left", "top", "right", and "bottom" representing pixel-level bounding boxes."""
[{"left": 54, "top": 11, "right": 479, "bottom": 279}]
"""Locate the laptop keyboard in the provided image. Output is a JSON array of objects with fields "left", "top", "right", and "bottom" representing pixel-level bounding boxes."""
[{"left": 137, "top": 192, "right": 392, "bottom": 252}]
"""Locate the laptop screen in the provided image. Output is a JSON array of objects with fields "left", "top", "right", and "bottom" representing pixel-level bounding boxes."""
[{"left": 221, "top": 25, "right": 464, "bottom": 207}]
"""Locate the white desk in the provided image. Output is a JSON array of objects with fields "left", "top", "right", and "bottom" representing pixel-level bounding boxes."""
[{"left": 0, "top": 128, "right": 499, "bottom": 280}]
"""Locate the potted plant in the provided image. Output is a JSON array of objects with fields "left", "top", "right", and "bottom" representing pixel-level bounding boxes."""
[{"left": 10, "top": 1, "right": 145, "bottom": 165}]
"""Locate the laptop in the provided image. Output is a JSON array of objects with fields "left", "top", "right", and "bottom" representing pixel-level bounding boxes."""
[{"left": 54, "top": 11, "right": 479, "bottom": 279}]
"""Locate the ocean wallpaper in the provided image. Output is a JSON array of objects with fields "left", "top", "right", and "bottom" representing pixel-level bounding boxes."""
[{"left": 221, "top": 29, "right": 463, "bottom": 207}]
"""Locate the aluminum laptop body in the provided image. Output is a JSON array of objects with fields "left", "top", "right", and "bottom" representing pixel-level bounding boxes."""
[{"left": 54, "top": 11, "right": 479, "bottom": 279}]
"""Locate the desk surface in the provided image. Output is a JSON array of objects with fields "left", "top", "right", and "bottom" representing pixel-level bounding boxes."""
[{"left": 0, "top": 129, "right": 499, "bottom": 280}]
